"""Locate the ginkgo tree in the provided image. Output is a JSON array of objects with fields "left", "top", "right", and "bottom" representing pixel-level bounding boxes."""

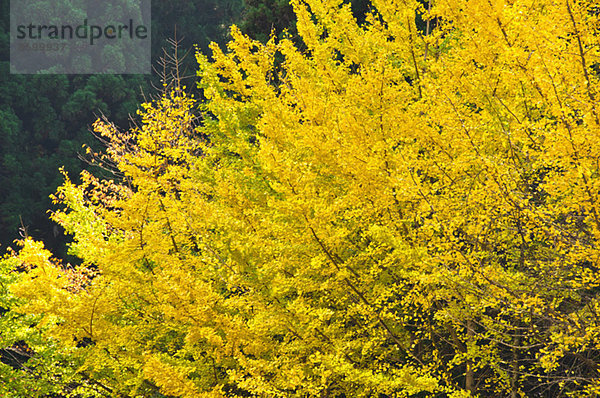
[{"left": 4, "top": 0, "right": 600, "bottom": 396}]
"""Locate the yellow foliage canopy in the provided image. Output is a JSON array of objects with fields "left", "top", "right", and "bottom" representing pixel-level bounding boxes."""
[{"left": 9, "top": 0, "right": 600, "bottom": 396}]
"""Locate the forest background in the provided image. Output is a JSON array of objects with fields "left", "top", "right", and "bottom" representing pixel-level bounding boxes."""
[{"left": 0, "top": 0, "right": 302, "bottom": 255}]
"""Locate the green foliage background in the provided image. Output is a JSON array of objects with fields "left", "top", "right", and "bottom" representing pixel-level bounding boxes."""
[{"left": 0, "top": 0, "right": 245, "bottom": 254}]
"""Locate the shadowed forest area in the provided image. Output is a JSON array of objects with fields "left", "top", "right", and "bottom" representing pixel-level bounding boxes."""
[{"left": 0, "top": 0, "right": 275, "bottom": 254}]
